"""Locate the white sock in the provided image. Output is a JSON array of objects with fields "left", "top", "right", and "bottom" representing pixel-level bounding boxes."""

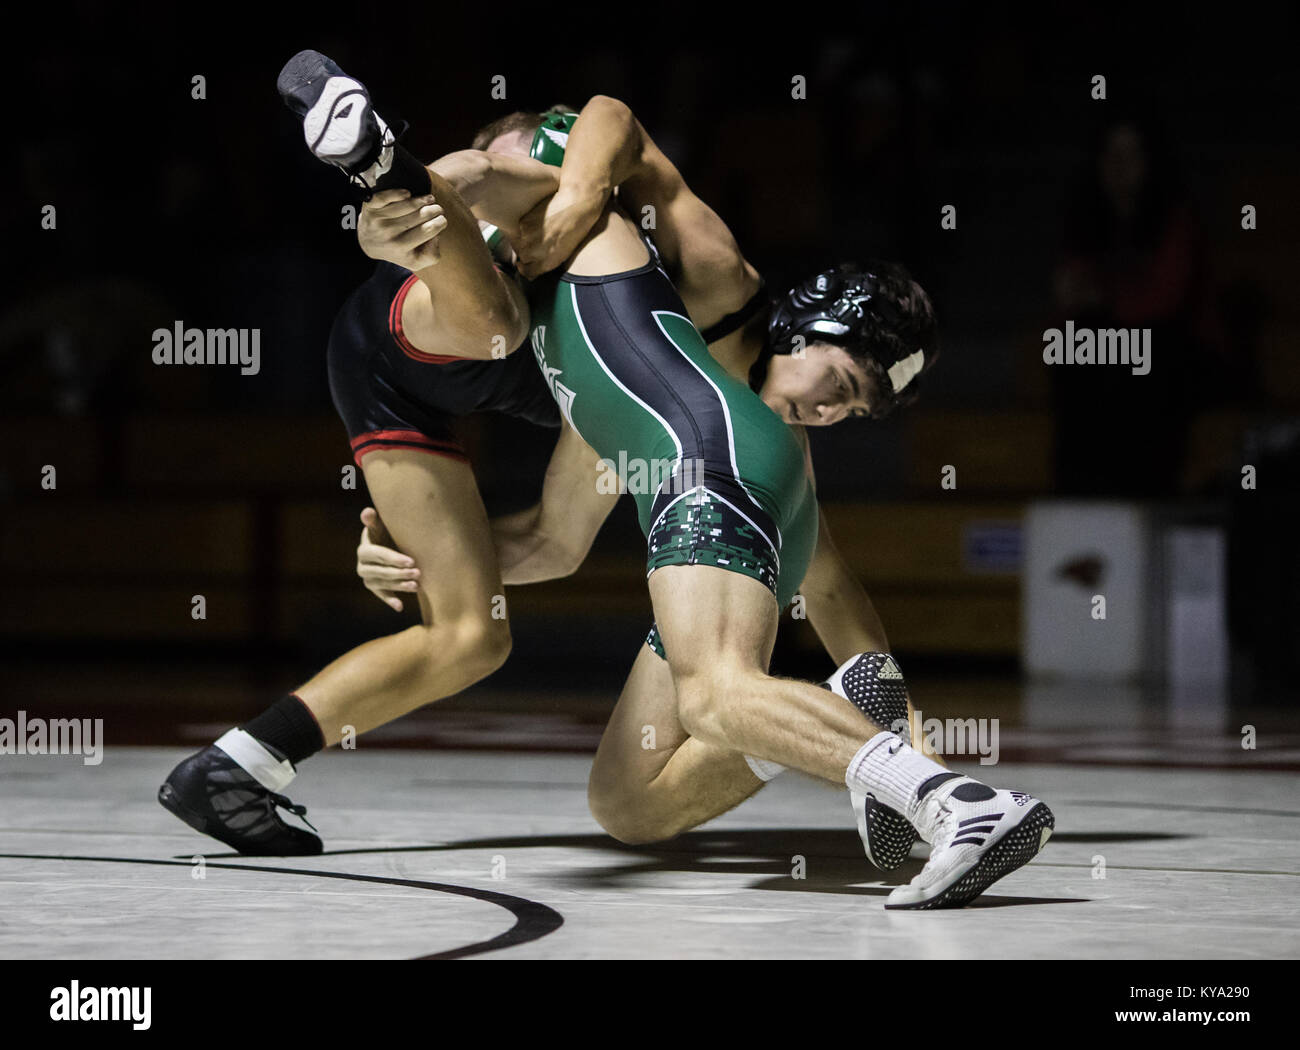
[
  {"left": 214, "top": 728, "right": 297, "bottom": 793},
  {"left": 744, "top": 754, "right": 786, "bottom": 782},
  {"left": 358, "top": 115, "right": 395, "bottom": 188},
  {"left": 360, "top": 151, "right": 393, "bottom": 188},
  {"left": 845, "top": 732, "right": 957, "bottom": 826}
]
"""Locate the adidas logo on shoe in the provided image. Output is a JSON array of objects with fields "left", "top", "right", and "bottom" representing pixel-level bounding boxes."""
[
  {"left": 877, "top": 656, "right": 904, "bottom": 680},
  {"left": 1010, "top": 791, "right": 1032, "bottom": 806}
]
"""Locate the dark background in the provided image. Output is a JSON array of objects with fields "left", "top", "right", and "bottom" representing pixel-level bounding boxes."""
[{"left": 3, "top": 2, "right": 1298, "bottom": 742}]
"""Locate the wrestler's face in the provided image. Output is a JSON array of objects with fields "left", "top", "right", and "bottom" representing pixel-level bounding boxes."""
[{"left": 759, "top": 342, "right": 880, "bottom": 425}]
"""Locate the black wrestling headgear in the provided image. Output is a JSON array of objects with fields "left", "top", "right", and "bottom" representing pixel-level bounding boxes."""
[{"left": 767, "top": 263, "right": 938, "bottom": 417}]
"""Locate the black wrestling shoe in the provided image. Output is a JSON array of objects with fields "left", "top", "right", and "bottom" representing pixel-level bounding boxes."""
[
  {"left": 824, "top": 652, "right": 919, "bottom": 871},
  {"left": 276, "top": 49, "right": 394, "bottom": 189},
  {"left": 158, "top": 743, "right": 322, "bottom": 856}
]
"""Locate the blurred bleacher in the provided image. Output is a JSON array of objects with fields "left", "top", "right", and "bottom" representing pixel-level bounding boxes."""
[{"left": 1, "top": 407, "right": 1270, "bottom": 669}]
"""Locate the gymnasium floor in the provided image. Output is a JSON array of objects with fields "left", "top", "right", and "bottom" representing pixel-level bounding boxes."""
[{"left": 2, "top": 725, "right": 1297, "bottom": 959}]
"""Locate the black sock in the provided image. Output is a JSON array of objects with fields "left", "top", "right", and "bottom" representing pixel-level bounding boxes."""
[
  {"left": 370, "top": 142, "right": 432, "bottom": 197},
  {"left": 242, "top": 695, "right": 325, "bottom": 766}
]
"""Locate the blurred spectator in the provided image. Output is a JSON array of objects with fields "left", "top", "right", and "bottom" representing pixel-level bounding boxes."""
[{"left": 1051, "top": 114, "right": 1223, "bottom": 497}]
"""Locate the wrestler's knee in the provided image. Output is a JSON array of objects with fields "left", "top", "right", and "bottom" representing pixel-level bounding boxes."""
[
  {"left": 587, "top": 781, "right": 681, "bottom": 846},
  {"left": 418, "top": 614, "right": 512, "bottom": 682},
  {"left": 671, "top": 661, "right": 759, "bottom": 747}
]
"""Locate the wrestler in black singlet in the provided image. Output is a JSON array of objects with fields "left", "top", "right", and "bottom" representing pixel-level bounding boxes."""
[{"left": 327, "top": 261, "right": 560, "bottom": 466}]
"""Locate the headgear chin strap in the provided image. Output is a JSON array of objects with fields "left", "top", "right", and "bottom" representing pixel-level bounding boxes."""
[{"left": 768, "top": 263, "right": 934, "bottom": 415}]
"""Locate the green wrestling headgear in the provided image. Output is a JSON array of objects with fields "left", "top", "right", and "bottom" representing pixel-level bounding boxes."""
[{"left": 530, "top": 109, "right": 578, "bottom": 167}]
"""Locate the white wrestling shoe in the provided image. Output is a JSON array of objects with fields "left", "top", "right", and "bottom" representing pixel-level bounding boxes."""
[{"left": 884, "top": 777, "right": 1055, "bottom": 909}]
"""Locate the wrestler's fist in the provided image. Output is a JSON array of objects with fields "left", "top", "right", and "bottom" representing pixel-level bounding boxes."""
[{"left": 514, "top": 184, "right": 606, "bottom": 279}]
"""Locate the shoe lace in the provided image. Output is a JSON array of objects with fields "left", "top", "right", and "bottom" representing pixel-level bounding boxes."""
[
  {"left": 925, "top": 795, "right": 957, "bottom": 850},
  {"left": 221, "top": 784, "right": 319, "bottom": 836},
  {"left": 342, "top": 117, "right": 410, "bottom": 197},
  {"left": 267, "top": 792, "right": 319, "bottom": 834}
]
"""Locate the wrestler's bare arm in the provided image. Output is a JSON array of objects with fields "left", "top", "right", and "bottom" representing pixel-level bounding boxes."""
[
  {"left": 358, "top": 424, "right": 618, "bottom": 593},
  {"left": 490, "top": 424, "right": 620, "bottom": 585},
  {"left": 429, "top": 149, "right": 561, "bottom": 239},
  {"left": 531, "top": 95, "right": 761, "bottom": 328},
  {"left": 801, "top": 507, "right": 891, "bottom": 662}
]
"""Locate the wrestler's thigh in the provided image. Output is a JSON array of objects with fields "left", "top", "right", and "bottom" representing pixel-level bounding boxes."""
[
  {"left": 590, "top": 644, "right": 687, "bottom": 796},
  {"left": 360, "top": 448, "right": 504, "bottom": 627}
]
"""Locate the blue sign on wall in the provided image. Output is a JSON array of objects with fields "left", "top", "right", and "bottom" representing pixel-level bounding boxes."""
[{"left": 963, "top": 521, "right": 1022, "bottom": 574}]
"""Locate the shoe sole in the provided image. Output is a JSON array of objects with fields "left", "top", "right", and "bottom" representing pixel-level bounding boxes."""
[
  {"left": 277, "top": 50, "right": 374, "bottom": 166},
  {"left": 855, "top": 792, "right": 917, "bottom": 871},
  {"left": 884, "top": 802, "right": 1055, "bottom": 910},
  {"left": 276, "top": 49, "right": 336, "bottom": 113},
  {"left": 305, "top": 78, "right": 372, "bottom": 162}
]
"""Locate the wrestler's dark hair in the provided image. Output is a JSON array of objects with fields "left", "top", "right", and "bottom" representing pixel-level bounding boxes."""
[
  {"left": 470, "top": 105, "right": 577, "bottom": 151},
  {"left": 845, "top": 260, "right": 939, "bottom": 413}
]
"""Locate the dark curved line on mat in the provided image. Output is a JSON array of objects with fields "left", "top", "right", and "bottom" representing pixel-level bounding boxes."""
[{"left": 0, "top": 853, "right": 562, "bottom": 960}]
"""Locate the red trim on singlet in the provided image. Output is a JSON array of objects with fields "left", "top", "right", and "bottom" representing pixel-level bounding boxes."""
[
  {"left": 349, "top": 428, "right": 468, "bottom": 466},
  {"left": 348, "top": 428, "right": 461, "bottom": 449},
  {"left": 388, "top": 274, "right": 466, "bottom": 364},
  {"left": 352, "top": 443, "right": 468, "bottom": 466}
]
